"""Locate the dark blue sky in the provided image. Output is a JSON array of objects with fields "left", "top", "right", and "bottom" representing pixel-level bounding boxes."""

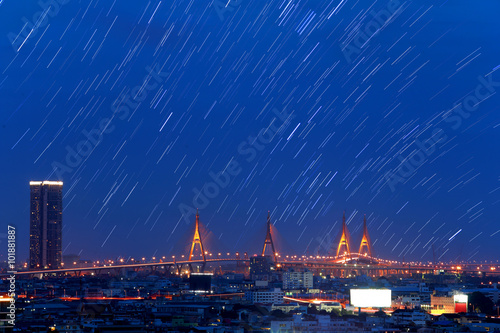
[{"left": 1, "top": 0, "right": 499, "bottom": 263}]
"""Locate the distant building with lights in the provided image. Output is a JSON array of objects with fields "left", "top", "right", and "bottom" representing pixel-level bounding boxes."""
[
  {"left": 282, "top": 270, "right": 313, "bottom": 290},
  {"left": 391, "top": 308, "right": 431, "bottom": 326},
  {"left": 0, "top": 294, "right": 15, "bottom": 328},
  {"left": 29, "top": 181, "right": 63, "bottom": 269},
  {"left": 189, "top": 273, "right": 213, "bottom": 292},
  {"left": 246, "top": 288, "right": 284, "bottom": 304},
  {"left": 430, "top": 293, "right": 468, "bottom": 315},
  {"left": 250, "top": 256, "right": 274, "bottom": 280},
  {"left": 271, "top": 302, "right": 300, "bottom": 313},
  {"left": 319, "top": 302, "right": 343, "bottom": 313},
  {"left": 271, "top": 315, "right": 363, "bottom": 332}
]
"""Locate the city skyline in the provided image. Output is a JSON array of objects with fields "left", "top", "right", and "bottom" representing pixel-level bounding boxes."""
[
  {"left": 1, "top": 0, "right": 499, "bottom": 264},
  {"left": 17, "top": 182, "right": 499, "bottom": 267},
  {"left": 24, "top": 180, "right": 433, "bottom": 266}
]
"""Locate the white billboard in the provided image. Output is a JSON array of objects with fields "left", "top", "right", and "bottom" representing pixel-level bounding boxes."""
[
  {"left": 350, "top": 289, "right": 391, "bottom": 308},
  {"left": 453, "top": 294, "right": 468, "bottom": 303}
]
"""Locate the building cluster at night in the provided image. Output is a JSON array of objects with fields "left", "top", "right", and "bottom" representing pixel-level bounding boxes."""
[
  {"left": 1, "top": 265, "right": 500, "bottom": 332},
  {"left": 1, "top": 182, "right": 499, "bottom": 332}
]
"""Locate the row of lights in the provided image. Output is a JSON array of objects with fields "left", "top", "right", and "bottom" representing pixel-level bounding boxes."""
[
  {"left": 87, "top": 252, "right": 247, "bottom": 266},
  {"left": 58, "top": 255, "right": 500, "bottom": 269}
]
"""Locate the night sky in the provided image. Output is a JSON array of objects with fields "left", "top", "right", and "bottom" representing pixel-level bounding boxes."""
[{"left": 1, "top": 0, "right": 499, "bottom": 263}]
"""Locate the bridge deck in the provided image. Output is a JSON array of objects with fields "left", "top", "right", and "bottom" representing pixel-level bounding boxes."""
[{"left": 8, "top": 257, "right": 499, "bottom": 276}]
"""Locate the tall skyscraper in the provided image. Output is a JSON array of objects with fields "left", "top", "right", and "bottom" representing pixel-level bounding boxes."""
[{"left": 29, "top": 181, "right": 63, "bottom": 269}]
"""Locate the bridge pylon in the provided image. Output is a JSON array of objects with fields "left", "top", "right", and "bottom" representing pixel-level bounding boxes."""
[
  {"left": 359, "top": 214, "right": 372, "bottom": 257},
  {"left": 262, "top": 211, "right": 277, "bottom": 263},
  {"left": 189, "top": 209, "right": 206, "bottom": 262},
  {"left": 336, "top": 211, "right": 352, "bottom": 259}
]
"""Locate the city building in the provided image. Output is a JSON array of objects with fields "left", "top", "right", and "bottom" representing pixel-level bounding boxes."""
[
  {"left": 319, "top": 301, "right": 343, "bottom": 313},
  {"left": 271, "top": 314, "right": 363, "bottom": 333},
  {"left": 29, "top": 181, "right": 63, "bottom": 269},
  {"left": 271, "top": 303, "right": 300, "bottom": 313},
  {"left": 282, "top": 270, "right": 313, "bottom": 290},
  {"left": 0, "top": 294, "right": 15, "bottom": 329},
  {"left": 246, "top": 288, "right": 284, "bottom": 304},
  {"left": 250, "top": 256, "right": 274, "bottom": 280},
  {"left": 391, "top": 308, "right": 431, "bottom": 326},
  {"left": 189, "top": 273, "right": 212, "bottom": 292},
  {"left": 429, "top": 292, "right": 469, "bottom": 315},
  {"left": 430, "top": 294, "right": 455, "bottom": 315}
]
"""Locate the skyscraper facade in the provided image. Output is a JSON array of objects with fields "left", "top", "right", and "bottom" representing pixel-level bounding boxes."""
[{"left": 29, "top": 181, "right": 63, "bottom": 269}]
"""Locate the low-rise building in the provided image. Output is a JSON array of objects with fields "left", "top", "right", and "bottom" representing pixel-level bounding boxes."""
[
  {"left": 272, "top": 303, "right": 299, "bottom": 313},
  {"left": 282, "top": 271, "right": 313, "bottom": 290},
  {"left": 430, "top": 294, "right": 455, "bottom": 315},
  {"left": 271, "top": 314, "right": 363, "bottom": 332},
  {"left": 319, "top": 301, "right": 342, "bottom": 313},
  {"left": 391, "top": 308, "right": 430, "bottom": 326},
  {"left": 246, "top": 288, "right": 284, "bottom": 304}
]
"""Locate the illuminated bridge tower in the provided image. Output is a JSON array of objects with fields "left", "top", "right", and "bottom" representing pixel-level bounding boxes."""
[
  {"left": 359, "top": 214, "right": 373, "bottom": 257},
  {"left": 189, "top": 210, "right": 206, "bottom": 262},
  {"left": 336, "top": 212, "right": 352, "bottom": 259},
  {"left": 262, "top": 212, "right": 277, "bottom": 263}
]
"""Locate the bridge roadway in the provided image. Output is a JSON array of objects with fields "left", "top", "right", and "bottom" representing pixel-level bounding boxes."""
[
  {"left": 13, "top": 258, "right": 244, "bottom": 276},
  {"left": 10, "top": 254, "right": 500, "bottom": 276}
]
